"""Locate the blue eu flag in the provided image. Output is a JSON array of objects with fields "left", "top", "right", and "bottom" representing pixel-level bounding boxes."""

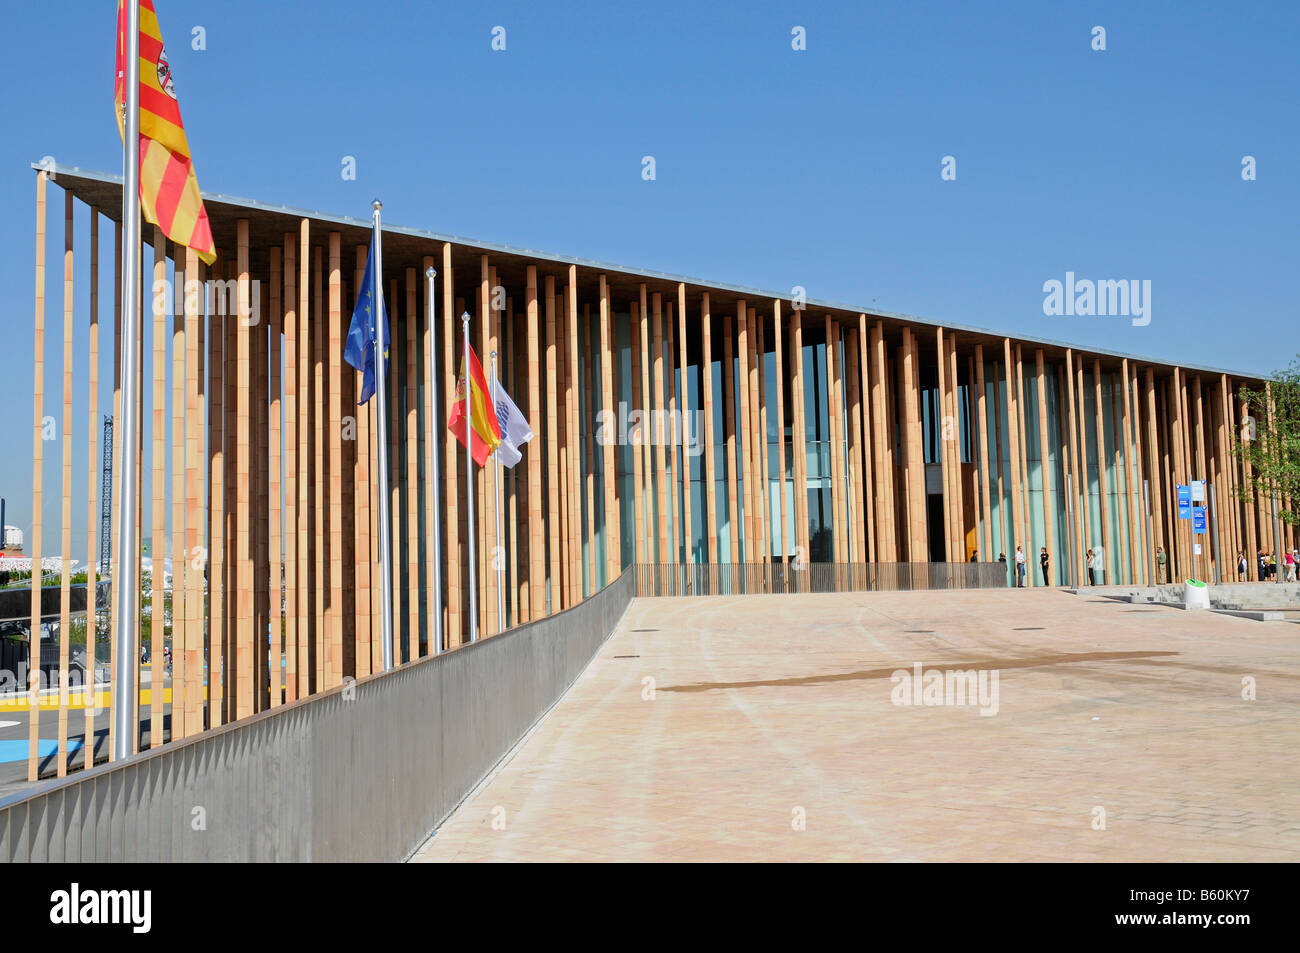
[{"left": 344, "top": 228, "right": 390, "bottom": 404}]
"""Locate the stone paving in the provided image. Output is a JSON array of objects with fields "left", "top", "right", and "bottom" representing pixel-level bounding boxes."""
[{"left": 413, "top": 589, "right": 1300, "bottom": 862}]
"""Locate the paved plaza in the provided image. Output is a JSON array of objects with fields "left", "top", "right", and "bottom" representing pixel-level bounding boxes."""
[{"left": 415, "top": 588, "right": 1300, "bottom": 862}]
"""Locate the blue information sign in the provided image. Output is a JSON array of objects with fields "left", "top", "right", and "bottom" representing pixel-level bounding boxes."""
[
  {"left": 1192, "top": 506, "right": 1207, "bottom": 534},
  {"left": 1176, "top": 484, "right": 1191, "bottom": 519}
]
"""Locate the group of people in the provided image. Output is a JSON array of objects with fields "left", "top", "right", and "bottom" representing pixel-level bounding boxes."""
[
  {"left": 977, "top": 540, "right": 1300, "bottom": 587},
  {"left": 1249, "top": 549, "right": 1300, "bottom": 582}
]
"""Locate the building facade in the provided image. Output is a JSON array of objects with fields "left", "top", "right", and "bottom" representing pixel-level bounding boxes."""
[{"left": 25, "top": 163, "right": 1282, "bottom": 772}]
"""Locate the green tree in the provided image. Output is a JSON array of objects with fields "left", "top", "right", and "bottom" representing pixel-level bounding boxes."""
[{"left": 1237, "top": 358, "right": 1300, "bottom": 527}]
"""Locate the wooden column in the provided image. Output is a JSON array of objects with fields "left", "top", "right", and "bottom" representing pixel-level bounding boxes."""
[
  {"left": 54, "top": 193, "right": 76, "bottom": 770},
  {"left": 723, "top": 311, "right": 740, "bottom": 562},
  {"left": 871, "top": 321, "right": 894, "bottom": 561},
  {"left": 678, "top": 284, "right": 693, "bottom": 563},
  {"left": 747, "top": 308, "right": 764, "bottom": 561},
  {"left": 1090, "top": 360, "right": 1112, "bottom": 583},
  {"left": 901, "top": 329, "right": 927, "bottom": 562},
  {"left": 583, "top": 304, "right": 596, "bottom": 590},
  {"left": 700, "top": 295, "right": 717, "bottom": 563},
  {"left": 791, "top": 309, "right": 810, "bottom": 562},
  {"left": 405, "top": 269, "right": 419, "bottom": 653},
  {"left": 845, "top": 327, "right": 865, "bottom": 562},
  {"left": 1034, "top": 350, "right": 1054, "bottom": 580},
  {"left": 325, "top": 233, "right": 343, "bottom": 687},
  {"left": 1001, "top": 339, "right": 1024, "bottom": 575},
  {"left": 773, "top": 302, "right": 789, "bottom": 561},
  {"left": 652, "top": 292, "right": 669, "bottom": 563},
  {"left": 352, "top": 246, "right": 371, "bottom": 675},
  {"left": 281, "top": 236, "right": 298, "bottom": 700},
  {"left": 599, "top": 276, "right": 619, "bottom": 580},
  {"left": 544, "top": 275, "right": 560, "bottom": 611},
  {"left": 856, "top": 315, "right": 875, "bottom": 562},
  {"left": 975, "top": 346, "right": 993, "bottom": 564},
  {"left": 935, "top": 329, "right": 955, "bottom": 560},
  {"left": 422, "top": 256, "right": 440, "bottom": 640},
  {"left": 629, "top": 299, "right": 646, "bottom": 565},
  {"left": 1119, "top": 360, "right": 1140, "bottom": 585},
  {"left": 567, "top": 266, "right": 582, "bottom": 595},
  {"left": 753, "top": 309, "right": 768, "bottom": 563},
  {"left": 525, "top": 266, "right": 544, "bottom": 617}
]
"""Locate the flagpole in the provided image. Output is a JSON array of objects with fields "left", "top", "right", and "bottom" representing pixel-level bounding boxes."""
[
  {"left": 373, "top": 200, "right": 395, "bottom": 670},
  {"left": 425, "top": 267, "right": 444, "bottom": 654},
  {"left": 491, "top": 351, "right": 505, "bottom": 632},
  {"left": 463, "top": 312, "right": 479, "bottom": 642},
  {"left": 111, "top": 0, "right": 142, "bottom": 763}
]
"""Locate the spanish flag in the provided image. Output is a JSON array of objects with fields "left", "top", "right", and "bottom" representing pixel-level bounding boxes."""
[
  {"left": 448, "top": 344, "right": 502, "bottom": 467},
  {"left": 114, "top": 0, "right": 216, "bottom": 265}
]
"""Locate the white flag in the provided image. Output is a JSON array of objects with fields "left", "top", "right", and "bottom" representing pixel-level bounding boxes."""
[{"left": 492, "top": 378, "right": 534, "bottom": 468}]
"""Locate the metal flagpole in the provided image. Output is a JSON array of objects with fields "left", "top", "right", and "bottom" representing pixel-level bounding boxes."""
[
  {"left": 373, "top": 200, "right": 395, "bottom": 670},
  {"left": 490, "top": 352, "right": 505, "bottom": 631},
  {"left": 111, "top": 0, "right": 142, "bottom": 763},
  {"left": 425, "top": 267, "right": 444, "bottom": 653},
  {"left": 463, "top": 312, "right": 479, "bottom": 642}
]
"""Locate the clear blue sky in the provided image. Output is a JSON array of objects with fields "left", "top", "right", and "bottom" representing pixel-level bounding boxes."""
[{"left": 2, "top": 0, "right": 1296, "bottom": 550}]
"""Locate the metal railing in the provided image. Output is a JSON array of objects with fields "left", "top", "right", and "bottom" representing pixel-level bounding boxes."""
[
  {"left": 635, "top": 561, "right": 1008, "bottom": 597},
  {"left": 0, "top": 569, "right": 634, "bottom": 862}
]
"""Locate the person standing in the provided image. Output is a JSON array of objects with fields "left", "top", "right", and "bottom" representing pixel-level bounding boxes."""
[
  {"left": 1237, "top": 552, "right": 1247, "bottom": 581},
  {"left": 1015, "top": 546, "right": 1027, "bottom": 587},
  {"left": 1287, "top": 550, "right": 1298, "bottom": 583},
  {"left": 1086, "top": 548, "right": 1097, "bottom": 586},
  {"left": 1039, "top": 546, "right": 1051, "bottom": 586},
  {"left": 1156, "top": 545, "right": 1167, "bottom": 583}
]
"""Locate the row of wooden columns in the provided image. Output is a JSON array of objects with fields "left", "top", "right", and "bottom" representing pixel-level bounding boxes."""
[{"left": 27, "top": 173, "right": 1281, "bottom": 779}]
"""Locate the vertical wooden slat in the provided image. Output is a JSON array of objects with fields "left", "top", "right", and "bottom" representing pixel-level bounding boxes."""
[
  {"left": 856, "top": 315, "right": 875, "bottom": 562},
  {"left": 653, "top": 293, "right": 669, "bottom": 563},
  {"left": 845, "top": 327, "right": 865, "bottom": 562},
  {"left": 423, "top": 255, "right": 440, "bottom": 642},
  {"left": 753, "top": 309, "right": 768, "bottom": 562},
  {"left": 1091, "top": 359, "right": 1112, "bottom": 583},
  {"left": 935, "top": 329, "right": 954, "bottom": 561},
  {"left": 975, "top": 346, "right": 992, "bottom": 564},
  {"left": 1034, "top": 350, "right": 1054, "bottom": 582},
  {"left": 870, "top": 321, "right": 893, "bottom": 561},
  {"left": 405, "top": 268, "right": 419, "bottom": 654},
  {"left": 667, "top": 302, "right": 681, "bottom": 563},
  {"left": 950, "top": 336, "right": 966, "bottom": 561},
  {"left": 701, "top": 294, "right": 717, "bottom": 563},
  {"left": 902, "top": 329, "right": 927, "bottom": 562},
  {"left": 326, "top": 233, "right": 343, "bottom": 686},
  {"left": 544, "top": 275, "right": 560, "bottom": 612},
  {"left": 268, "top": 250, "right": 282, "bottom": 704},
  {"left": 525, "top": 266, "right": 543, "bottom": 616},
  {"left": 56, "top": 192, "right": 75, "bottom": 772},
  {"left": 638, "top": 286, "right": 652, "bottom": 562},
  {"left": 678, "top": 284, "right": 693, "bottom": 565},
  {"left": 1119, "top": 360, "right": 1138, "bottom": 584},
  {"left": 599, "top": 276, "right": 619, "bottom": 581},
  {"left": 791, "top": 309, "right": 809, "bottom": 564},
  {"left": 84, "top": 208, "right": 100, "bottom": 765},
  {"left": 282, "top": 236, "right": 298, "bottom": 700},
  {"left": 630, "top": 300, "right": 646, "bottom": 565},
  {"left": 583, "top": 303, "right": 595, "bottom": 590},
  {"left": 1012, "top": 345, "right": 1030, "bottom": 580},
  {"left": 185, "top": 252, "right": 203, "bottom": 728},
  {"left": 567, "top": 266, "right": 582, "bottom": 592},
  {"left": 723, "top": 311, "right": 740, "bottom": 562}
]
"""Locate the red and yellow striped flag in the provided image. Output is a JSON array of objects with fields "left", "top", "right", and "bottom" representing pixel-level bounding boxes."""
[
  {"left": 448, "top": 343, "right": 502, "bottom": 467},
  {"left": 114, "top": 0, "right": 216, "bottom": 265}
]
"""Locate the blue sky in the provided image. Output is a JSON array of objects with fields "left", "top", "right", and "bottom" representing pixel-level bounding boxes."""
[{"left": 2, "top": 0, "right": 1296, "bottom": 548}]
